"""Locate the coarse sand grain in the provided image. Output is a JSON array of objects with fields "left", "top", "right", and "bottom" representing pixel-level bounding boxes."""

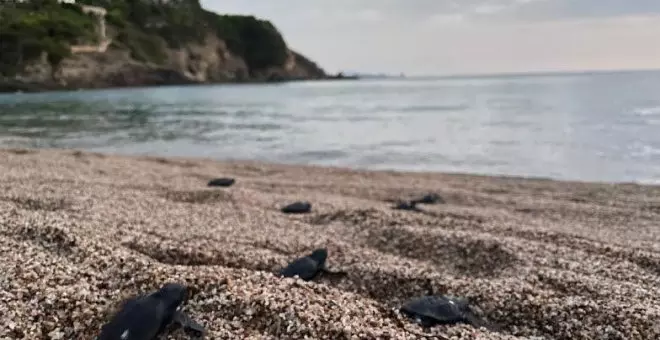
[{"left": 0, "top": 147, "right": 659, "bottom": 339}]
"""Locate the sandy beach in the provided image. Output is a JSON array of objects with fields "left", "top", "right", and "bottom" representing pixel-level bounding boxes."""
[{"left": 0, "top": 147, "right": 659, "bottom": 340}]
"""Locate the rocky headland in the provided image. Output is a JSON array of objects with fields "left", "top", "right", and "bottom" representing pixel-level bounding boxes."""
[{"left": 0, "top": 0, "right": 332, "bottom": 93}]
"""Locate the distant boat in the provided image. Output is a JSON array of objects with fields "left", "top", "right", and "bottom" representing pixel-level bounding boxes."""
[
  {"left": 348, "top": 72, "right": 405, "bottom": 79},
  {"left": 328, "top": 72, "right": 360, "bottom": 80},
  {"left": 327, "top": 71, "right": 406, "bottom": 80}
]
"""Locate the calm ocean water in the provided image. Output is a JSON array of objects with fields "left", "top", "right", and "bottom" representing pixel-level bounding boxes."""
[{"left": 1, "top": 71, "right": 660, "bottom": 184}]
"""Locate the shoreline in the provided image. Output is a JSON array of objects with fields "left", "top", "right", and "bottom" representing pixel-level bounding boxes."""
[
  {"left": 0, "top": 75, "right": 361, "bottom": 94},
  {"left": 0, "top": 147, "right": 655, "bottom": 188},
  {"left": 1, "top": 147, "right": 659, "bottom": 339}
]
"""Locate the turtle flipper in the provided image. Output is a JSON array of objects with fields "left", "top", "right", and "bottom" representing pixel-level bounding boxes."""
[
  {"left": 423, "top": 279, "right": 435, "bottom": 296},
  {"left": 173, "top": 310, "right": 206, "bottom": 338},
  {"left": 183, "top": 318, "right": 206, "bottom": 338},
  {"left": 320, "top": 265, "right": 348, "bottom": 277},
  {"left": 417, "top": 315, "right": 439, "bottom": 328},
  {"left": 463, "top": 310, "right": 499, "bottom": 332}
]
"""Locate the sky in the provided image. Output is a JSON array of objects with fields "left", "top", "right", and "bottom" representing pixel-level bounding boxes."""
[{"left": 200, "top": 0, "right": 660, "bottom": 76}]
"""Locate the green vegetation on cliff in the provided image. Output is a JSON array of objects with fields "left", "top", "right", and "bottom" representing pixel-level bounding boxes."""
[
  {"left": 0, "top": 0, "right": 98, "bottom": 75},
  {"left": 203, "top": 11, "right": 288, "bottom": 70},
  {"left": 0, "top": 0, "right": 290, "bottom": 76}
]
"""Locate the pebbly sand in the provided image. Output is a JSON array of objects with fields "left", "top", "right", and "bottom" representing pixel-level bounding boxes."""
[{"left": 0, "top": 147, "right": 659, "bottom": 340}]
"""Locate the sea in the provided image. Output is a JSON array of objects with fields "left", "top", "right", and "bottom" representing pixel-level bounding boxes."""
[{"left": 1, "top": 70, "right": 660, "bottom": 184}]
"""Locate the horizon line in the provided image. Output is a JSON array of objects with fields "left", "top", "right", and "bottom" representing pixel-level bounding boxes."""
[{"left": 339, "top": 67, "right": 660, "bottom": 80}]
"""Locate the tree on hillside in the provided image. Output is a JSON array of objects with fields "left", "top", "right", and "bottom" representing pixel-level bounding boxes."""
[{"left": 1, "top": 0, "right": 292, "bottom": 76}]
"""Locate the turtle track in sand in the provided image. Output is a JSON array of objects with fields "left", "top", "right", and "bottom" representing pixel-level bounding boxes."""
[{"left": 0, "top": 148, "right": 659, "bottom": 340}]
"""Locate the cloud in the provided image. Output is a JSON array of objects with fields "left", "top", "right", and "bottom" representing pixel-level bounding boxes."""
[
  {"left": 502, "top": 0, "right": 660, "bottom": 21},
  {"left": 425, "top": 13, "right": 465, "bottom": 26},
  {"left": 200, "top": 0, "right": 660, "bottom": 75},
  {"left": 473, "top": 4, "right": 508, "bottom": 15},
  {"left": 354, "top": 9, "right": 385, "bottom": 23},
  {"left": 294, "top": 7, "right": 384, "bottom": 25},
  {"left": 421, "top": 0, "right": 549, "bottom": 26},
  {"left": 419, "top": 0, "right": 660, "bottom": 23},
  {"left": 202, "top": 0, "right": 660, "bottom": 22}
]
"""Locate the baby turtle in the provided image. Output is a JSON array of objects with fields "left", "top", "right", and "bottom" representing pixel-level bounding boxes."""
[
  {"left": 281, "top": 201, "right": 312, "bottom": 214},
  {"left": 207, "top": 178, "right": 235, "bottom": 187},
  {"left": 97, "top": 283, "right": 204, "bottom": 340},
  {"left": 279, "top": 248, "right": 346, "bottom": 281},
  {"left": 393, "top": 200, "right": 421, "bottom": 212},
  {"left": 413, "top": 193, "right": 444, "bottom": 205},
  {"left": 400, "top": 295, "right": 482, "bottom": 328}
]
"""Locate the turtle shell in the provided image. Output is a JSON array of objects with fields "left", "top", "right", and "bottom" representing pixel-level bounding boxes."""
[
  {"left": 415, "top": 193, "right": 444, "bottom": 204},
  {"left": 98, "top": 296, "right": 169, "bottom": 340},
  {"left": 393, "top": 200, "right": 418, "bottom": 211},
  {"left": 400, "top": 296, "right": 470, "bottom": 327},
  {"left": 281, "top": 201, "right": 312, "bottom": 214},
  {"left": 97, "top": 284, "right": 188, "bottom": 340},
  {"left": 207, "top": 178, "right": 235, "bottom": 187},
  {"left": 280, "top": 254, "right": 323, "bottom": 281}
]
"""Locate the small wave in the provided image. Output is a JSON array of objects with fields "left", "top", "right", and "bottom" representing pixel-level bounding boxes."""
[
  {"left": 376, "top": 140, "right": 420, "bottom": 148},
  {"left": 228, "top": 122, "right": 284, "bottom": 131},
  {"left": 489, "top": 140, "right": 520, "bottom": 146},
  {"left": 306, "top": 104, "right": 467, "bottom": 117},
  {"left": 282, "top": 149, "right": 350, "bottom": 162},
  {"left": 485, "top": 120, "right": 532, "bottom": 128},
  {"left": 633, "top": 106, "right": 660, "bottom": 116},
  {"left": 630, "top": 144, "right": 660, "bottom": 158},
  {"left": 381, "top": 104, "right": 469, "bottom": 113},
  {"left": 636, "top": 178, "right": 660, "bottom": 185}
]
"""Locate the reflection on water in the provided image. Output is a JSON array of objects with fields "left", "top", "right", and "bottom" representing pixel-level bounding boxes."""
[{"left": 2, "top": 71, "right": 660, "bottom": 184}]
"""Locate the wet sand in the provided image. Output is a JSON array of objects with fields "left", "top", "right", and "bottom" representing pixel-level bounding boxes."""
[{"left": 0, "top": 147, "right": 659, "bottom": 340}]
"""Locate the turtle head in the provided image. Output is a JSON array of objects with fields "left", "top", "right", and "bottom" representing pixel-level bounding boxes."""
[
  {"left": 309, "top": 248, "right": 328, "bottom": 264},
  {"left": 449, "top": 297, "right": 492, "bottom": 329},
  {"left": 452, "top": 296, "right": 479, "bottom": 320},
  {"left": 449, "top": 296, "right": 470, "bottom": 307},
  {"left": 155, "top": 283, "right": 188, "bottom": 308}
]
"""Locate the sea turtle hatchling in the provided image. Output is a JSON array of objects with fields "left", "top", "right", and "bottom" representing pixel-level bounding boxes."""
[
  {"left": 96, "top": 283, "right": 205, "bottom": 340},
  {"left": 281, "top": 201, "right": 312, "bottom": 214},
  {"left": 392, "top": 200, "right": 421, "bottom": 212},
  {"left": 400, "top": 295, "right": 484, "bottom": 328},
  {"left": 207, "top": 177, "right": 236, "bottom": 187},
  {"left": 412, "top": 193, "right": 445, "bottom": 205},
  {"left": 279, "top": 248, "right": 347, "bottom": 281}
]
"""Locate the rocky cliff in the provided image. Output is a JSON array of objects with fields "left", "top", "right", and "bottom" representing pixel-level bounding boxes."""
[
  {"left": 5, "top": 39, "right": 326, "bottom": 92},
  {"left": 0, "top": 0, "right": 327, "bottom": 92}
]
